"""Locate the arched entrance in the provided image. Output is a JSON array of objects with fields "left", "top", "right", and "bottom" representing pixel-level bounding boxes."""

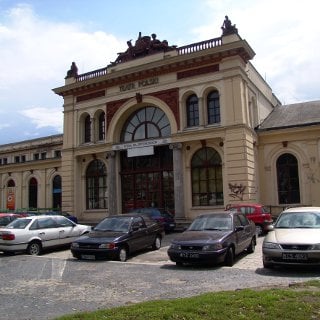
[{"left": 119, "top": 106, "right": 174, "bottom": 212}]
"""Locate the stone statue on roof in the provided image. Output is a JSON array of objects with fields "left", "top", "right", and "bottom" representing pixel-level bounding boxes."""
[
  {"left": 221, "top": 16, "right": 238, "bottom": 36},
  {"left": 111, "top": 32, "right": 176, "bottom": 65},
  {"left": 65, "top": 62, "right": 78, "bottom": 78}
]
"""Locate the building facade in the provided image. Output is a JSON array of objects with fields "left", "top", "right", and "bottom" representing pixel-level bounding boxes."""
[{"left": 1, "top": 17, "right": 320, "bottom": 223}]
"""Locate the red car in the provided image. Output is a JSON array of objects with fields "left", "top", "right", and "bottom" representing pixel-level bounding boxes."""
[
  {"left": 0, "top": 213, "right": 22, "bottom": 227},
  {"left": 226, "top": 203, "right": 273, "bottom": 236}
]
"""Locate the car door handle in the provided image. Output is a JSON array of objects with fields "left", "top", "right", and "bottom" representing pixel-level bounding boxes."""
[
  {"left": 39, "top": 232, "right": 45, "bottom": 235},
  {"left": 59, "top": 230, "right": 65, "bottom": 233}
]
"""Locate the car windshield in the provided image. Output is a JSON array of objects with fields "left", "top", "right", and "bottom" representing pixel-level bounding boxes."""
[
  {"left": 188, "top": 215, "right": 232, "bottom": 231},
  {"left": 6, "top": 218, "right": 32, "bottom": 229},
  {"left": 94, "top": 217, "right": 131, "bottom": 232},
  {"left": 275, "top": 212, "right": 320, "bottom": 229}
]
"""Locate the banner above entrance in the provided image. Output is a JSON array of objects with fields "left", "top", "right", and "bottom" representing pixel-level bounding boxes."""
[
  {"left": 112, "top": 138, "right": 171, "bottom": 152},
  {"left": 127, "top": 146, "right": 154, "bottom": 157}
]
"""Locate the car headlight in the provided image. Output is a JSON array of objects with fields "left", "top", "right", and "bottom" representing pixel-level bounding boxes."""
[
  {"left": 170, "top": 243, "right": 181, "bottom": 250},
  {"left": 71, "top": 242, "right": 79, "bottom": 248},
  {"left": 99, "top": 243, "right": 115, "bottom": 249},
  {"left": 311, "top": 243, "right": 320, "bottom": 250},
  {"left": 202, "top": 243, "right": 223, "bottom": 251},
  {"left": 263, "top": 242, "right": 281, "bottom": 250}
]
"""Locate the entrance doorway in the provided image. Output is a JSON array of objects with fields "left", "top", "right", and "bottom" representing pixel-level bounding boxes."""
[{"left": 120, "top": 146, "right": 174, "bottom": 212}]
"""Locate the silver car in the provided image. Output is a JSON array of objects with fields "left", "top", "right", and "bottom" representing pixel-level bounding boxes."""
[
  {"left": 0, "top": 215, "right": 92, "bottom": 255},
  {"left": 263, "top": 207, "right": 320, "bottom": 268}
]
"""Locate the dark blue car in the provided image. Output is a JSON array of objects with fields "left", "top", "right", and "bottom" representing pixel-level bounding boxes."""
[{"left": 130, "top": 208, "right": 176, "bottom": 233}]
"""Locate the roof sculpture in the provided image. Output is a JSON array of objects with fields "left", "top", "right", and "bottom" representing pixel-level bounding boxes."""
[{"left": 110, "top": 32, "right": 177, "bottom": 65}]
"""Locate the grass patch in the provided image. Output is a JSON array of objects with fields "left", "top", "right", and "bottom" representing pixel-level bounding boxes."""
[{"left": 55, "top": 280, "right": 320, "bottom": 320}]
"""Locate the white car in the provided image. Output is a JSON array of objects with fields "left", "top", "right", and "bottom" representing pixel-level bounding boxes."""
[
  {"left": 263, "top": 206, "right": 320, "bottom": 268},
  {"left": 0, "top": 215, "right": 92, "bottom": 255}
]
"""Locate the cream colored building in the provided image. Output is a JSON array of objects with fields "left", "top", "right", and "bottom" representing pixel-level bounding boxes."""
[{"left": 1, "top": 17, "right": 319, "bottom": 223}]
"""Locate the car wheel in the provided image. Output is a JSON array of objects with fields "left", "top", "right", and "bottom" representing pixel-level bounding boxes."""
[
  {"left": 225, "top": 247, "right": 234, "bottom": 267},
  {"left": 118, "top": 247, "right": 128, "bottom": 262},
  {"left": 176, "top": 262, "right": 183, "bottom": 267},
  {"left": 152, "top": 235, "right": 161, "bottom": 250},
  {"left": 27, "top": 241, "right": 42, "bottom": 255},
  {"left": 247, "top": 238, "right": 256, "bottom": 254}
]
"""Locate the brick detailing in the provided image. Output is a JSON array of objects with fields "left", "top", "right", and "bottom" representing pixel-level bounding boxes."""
[
  {"left": 177, "top": 64, "right": 219, "bottom": 80},
  {"left": 76, "top": 90, "right": 105, "bottom": 102},
  {"left": 150, "top": 88, "right": 180, "bottom": 130}
]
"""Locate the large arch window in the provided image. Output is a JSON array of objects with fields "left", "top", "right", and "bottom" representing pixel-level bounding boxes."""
[
  {"left": 84, "top": 115, "right": 91, "bottom": 143},
  {"left": 207, "top": 90, "right": 220, "bottom": 124},
  {"left": 191, "top": 147, "right": 223, "bottom": 206},
  {"left": 98, "top": 112, "right": 106, "bottom": 141},
  {"left": 29, "top": 177, "right": 38, "bottom": 209},
  {"left": 277, "top": 153, "right": 300, "bottom": 204},
  {"left": 52, "top": 175, "right": 62, "bottom": 209},
  {"left": 86, "top": 159, "right": 107, "bottom": 209},
  {"left": 186, "top": 94, "right": 199, "bottom": 127},
  {"left": 121, "top": 106, "right": 171, "bottom": 142}
]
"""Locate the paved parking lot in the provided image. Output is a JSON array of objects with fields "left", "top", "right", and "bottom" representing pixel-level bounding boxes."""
[
  {"left": 42, "top": 232, "right": 264, "bottom": 268},
  {"left": 1, "top": 234, "right": 319, "bottom": 320}
]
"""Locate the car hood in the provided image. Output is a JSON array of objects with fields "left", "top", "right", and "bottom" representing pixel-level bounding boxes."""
[
  {"left": 266, "top": 228, "right": 320, "bottom": 244},
  {"left": 74, "top": 230, "right": 126, "bottom": 243},
  {"left": 171, "top": 230, "right": 230, "bottom": 244}
]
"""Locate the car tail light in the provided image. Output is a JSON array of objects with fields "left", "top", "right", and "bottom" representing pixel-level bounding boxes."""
[{"left": 1, "top": 232, "right": 15, "bottom": 240}]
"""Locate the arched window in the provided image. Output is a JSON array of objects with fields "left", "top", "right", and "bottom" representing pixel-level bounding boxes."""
[
  {"left": 121, "top": 106, "right": 171, "bottom": 142},
  {"left": 29, "top": 177, "right": 38, "bottom": 209},
  {"left": 52, "top": 175, "right": 62, "bottom": 209},
  {"left": 98, "top": 112, "right": 105, "bottom": 141},
  {"left": 277, "top": 153, "right": 300, "bottom": 204},
  {"left": 86, "top": 160, "right": 107, "bottom": 209},
  {"left": 191, "top": 147, "right": 223, "bottom": 206},
  {"left": 186, "top": 94, "right": 199, "bottom": 127},
  {"left": 84, "top": 115, "right": 91, "bottom": 143},
  {"left": 207, "top": 90, "right": 220, "bottom": 124},
  {"left": 7, "top": 179, "right": 15, "bottom": 187}
]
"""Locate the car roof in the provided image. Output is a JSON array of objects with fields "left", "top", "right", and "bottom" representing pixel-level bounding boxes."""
[
  {"left": 283, "top": 206, "right": 320, "bottom": 213},
  {"left": 198, "top": 211, "right": 234, "bottom": 218},
  {"left": 15, "top": 215, "right": 68, "bottom": 221},
  {"left": 228, "top": 203, "right": 263, "bottom": 207}
]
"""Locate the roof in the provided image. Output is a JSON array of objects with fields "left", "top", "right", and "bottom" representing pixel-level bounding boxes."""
[{"left": 257, "top": 100, "right": 320, "bottom": 131}]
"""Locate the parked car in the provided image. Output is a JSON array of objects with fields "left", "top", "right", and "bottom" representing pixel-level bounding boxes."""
[
  {"left": 0, "top": 215, "right": 92, "bottom": 255},
  {"left": 0, "top": 213, "right": 22, "bottom": 227},
  {"left": 262, "top": 206, "right": 320, "bottom": 268},
  {"left": 167, "top": 211, "right": 256, "bottom": 266},
  {"left": 129, "top": 208, "right": 176, "bottom": 233},
  {"left": 71, "top": 213, "right": 164, "bottom": 261},
  {"left": 42, "top": 211, "right": 78, "bottom": 223},
  {"left": 227, "top": 203, "right": 273, "bottom": 236}
]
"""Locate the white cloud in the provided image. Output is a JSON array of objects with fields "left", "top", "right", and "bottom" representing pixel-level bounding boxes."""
[
  {"left": 0, "top": 4, "right": 125, "bottom": 142},
  {"left": 21, "top": 107, "right": 63, "bottom": 131},
  {"left": 195, "top": 0, "right": 320, "bottom": 104}
]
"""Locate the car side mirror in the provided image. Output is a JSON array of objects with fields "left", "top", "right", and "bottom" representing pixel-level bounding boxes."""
[
  {"left": 235, "top": 226, "right": 244, "bottom": 232},
  {"left": 132, "top": 225, "right": 140, "bottom": 232},
  {"left": 266, "top": 224, "right": 274, "bottom": 231}
]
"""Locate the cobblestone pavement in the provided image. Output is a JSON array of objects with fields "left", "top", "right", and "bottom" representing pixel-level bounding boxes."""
[{"left": 1, "top": 234, "right": 319, "bottom": 320}]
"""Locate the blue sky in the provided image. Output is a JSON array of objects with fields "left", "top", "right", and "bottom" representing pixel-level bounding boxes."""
[{"left": 0, "top": 0, "right": 319, "bottom": 144}]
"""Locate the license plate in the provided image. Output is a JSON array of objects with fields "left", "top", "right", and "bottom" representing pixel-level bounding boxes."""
[
  {"left": 81, "top": 254, "right": 95, "bottom": 260},
  {"left": 180, "top": 252, "right": 199, "bottom": 259},
  {"left": 282, "top": 253, "right": 308, "bottom": 260}
]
